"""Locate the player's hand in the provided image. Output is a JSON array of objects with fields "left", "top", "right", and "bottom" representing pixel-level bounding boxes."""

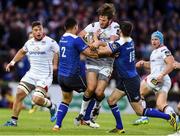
[
  {"left": 173, "top": 62, "right": 178, "bottom": 69},
  {"left": 156, "top": 73, "right": 164, "bottom": 83},
  {"left": 6, "top": 61, "right": 15, "bottom": 72},
  {"left": 136, "top": 60, "right": 144, "bottom": 68}
]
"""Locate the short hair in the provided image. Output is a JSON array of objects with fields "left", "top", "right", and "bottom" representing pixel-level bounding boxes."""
[
  {"left": 119, "top": 21, "right": 133, "bottom": 37},
  {"left": 64, "top": 18, "right": 77, "bottom": 30},
  {"left": 97, "top": 3, "right": 116, "bottom": 20},
  {"left": 31, "top": 21, "right": 42, "bottom": 28}
]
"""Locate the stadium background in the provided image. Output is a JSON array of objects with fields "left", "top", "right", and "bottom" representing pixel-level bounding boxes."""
[{"left": 0, "top": 0, "right": 179, "bottom": 113}]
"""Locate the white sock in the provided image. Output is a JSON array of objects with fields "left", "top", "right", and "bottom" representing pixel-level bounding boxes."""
[
  {"left": 141, "top": 99, "right": 147, "bottom": 118},
  {"left": 43, "top": 98, "right": 52, "bottom": 108},
  {"left": 164, "top": 106, "right": 175, "bottom": 114},
  {"left": 79, "top": 99, "right": 91, "bottom": 115}
]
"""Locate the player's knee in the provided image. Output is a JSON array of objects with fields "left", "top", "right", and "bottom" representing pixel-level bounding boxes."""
[
  {"left": 95, "top": 90, "right": 104, "bottom": 99},
  {"left": 107, "top": 97, "right": 116, "bottom": 106},
  {"left": 177, "top": 103, "right": 180, "bottom": 111},
  {"left": 32, "top": 91, "right": 45, "bottom": 104},
  {"left": 62, "top": 95, "right": 72, "bottom": 104}
]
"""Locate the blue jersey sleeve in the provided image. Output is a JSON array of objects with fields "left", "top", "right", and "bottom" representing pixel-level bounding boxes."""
[
  {"left": 108, "top": 41, "right": 121, "bottom": 54},
  {"left": 74, "top": 37, "right": 88, "bottom": 52}
]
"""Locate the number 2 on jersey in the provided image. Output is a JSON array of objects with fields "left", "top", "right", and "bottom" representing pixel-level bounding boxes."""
[{"left": 61, "top": 47, "right": 66, "bottom": 57}]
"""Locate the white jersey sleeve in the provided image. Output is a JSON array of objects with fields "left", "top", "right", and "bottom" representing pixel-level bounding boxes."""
[
  {"left": 109, "top": 22, "right": 119, "bottom": 37},
  {"left": 50, "top": 39, "right": 59, "bottom": 53},
  {"left": 22, "top": 40, "right": 30, "bottom": 52},
  {"left": 160, "top": 46, "right": 172, "bottom": 59}
]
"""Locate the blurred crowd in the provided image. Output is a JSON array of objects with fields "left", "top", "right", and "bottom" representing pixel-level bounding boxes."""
[{"left": 0, "top": 0, "right": 179, "bottom": 107}]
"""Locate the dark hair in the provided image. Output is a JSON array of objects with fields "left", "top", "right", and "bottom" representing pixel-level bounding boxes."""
[
  {"left": 119, "top": 21, "right": 133, "bottom": 37},
  {"left": 64, "top": 18, "right": 77, "bottom": 30},
  {"left": 97, "top": 3, "right": 115, "bottom": 20},
  {"left": 31, "top": 21, "right": 42, "bottom": 28}
]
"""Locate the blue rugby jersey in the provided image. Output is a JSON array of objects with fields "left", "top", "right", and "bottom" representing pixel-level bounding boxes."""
[
  {"left": 58, "top": 33, "right": 88, "bottom": 77},
  {"left": 108, "top": 37, "right": 138, "bottom": 78}
]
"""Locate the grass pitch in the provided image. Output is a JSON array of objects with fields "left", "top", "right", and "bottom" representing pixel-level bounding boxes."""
[{"left": 0, "top": 109, "right": 177, "bottom": 135}]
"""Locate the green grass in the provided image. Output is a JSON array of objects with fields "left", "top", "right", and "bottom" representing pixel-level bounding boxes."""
[{"left": 0, "top": 109, "right": 177, "bottom": 135}]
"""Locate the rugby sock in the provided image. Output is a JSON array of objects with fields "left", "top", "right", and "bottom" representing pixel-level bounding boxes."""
[
  {"left": 140, "top": 99, "right": 147, "bottom": 118},
  {"left": 79, "top": 95, "right": 91, "bottom": 115},
  {"left": 83, "top": 98, "right": 96, "bottom": 121},
  {"left": 43, "top": 98, "right": 52, "bottom": 108},
  {"left": 56, "top": 102, "right": 69, "bottom": 127},
  {"left": 163, "top": 105, "right": 175, "bottom": 114},
  {"left": 109, "top": 104, "right": 123, "bottom": 129},
  {"left": 143, "top": 108, "right": 170, "bottom": 120},
  {"left": 11, "top": 116, "right": 18, "bottom": 124}
]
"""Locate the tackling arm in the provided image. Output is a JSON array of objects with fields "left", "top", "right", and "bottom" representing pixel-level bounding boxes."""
[{"left": 136, "top": 60, "right": 150, "bottom": 69}]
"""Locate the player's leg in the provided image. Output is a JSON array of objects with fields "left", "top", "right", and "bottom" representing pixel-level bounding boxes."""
[
  {"left": 53, "top": 75, "right": 86, "bottom": 131},
  {"left": 91, "top": 67, "right": 112, "bottom": 121},
  {"left": 53, "top": 91, "right": 73, "bottom": 131},
  {"left": 107, "top": 87, "right": 125, "bottom": 134},
  {"left": 32, "top": 86, "right": 56, "bottom": 122},
  {"left": 74, "top": 67, "right": 98, "bottom": 124},
  {"left": 133, "top": 80, "right": 151, "bottom": 125},
  {"left": 4, "top": 81, "right": 34, "bottom": 126},
  {"left": 126, "top": 76, "right": 177, "bottom": 131}
]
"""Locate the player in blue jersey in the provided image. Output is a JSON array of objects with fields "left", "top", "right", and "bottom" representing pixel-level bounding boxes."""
[
  {"left": 52, "top": 18, "right": 99, "bottom": 131},
  {"left": 91, "top": 21, "right": 177, "bottom": 134}
]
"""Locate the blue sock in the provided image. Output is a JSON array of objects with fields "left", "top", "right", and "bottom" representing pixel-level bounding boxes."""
[
  {"left": 83, "top": 99, "right": 95, "bottom": 121},
  {"left": 110, "top": 104, "right": 123, "bottom": 129},
  {"left": 56, "top": 102, "right": 69, "bottom": 127},
  {"left": 143, "top": 108, "right": 170, "bottom": 120}
]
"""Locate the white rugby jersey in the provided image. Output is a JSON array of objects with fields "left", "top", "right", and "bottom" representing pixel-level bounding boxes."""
[
  {"left": 84, "top": 21, "right": 119, "bottom": 67},
  {"left": 150, "top": 46, "right": 172, "bottom": 76},
  {"left": 23, "top": 36, "right": 59, "bottom": 78},
  {"left": 84, "top": 21, "right": 119, "bottom": 42}
]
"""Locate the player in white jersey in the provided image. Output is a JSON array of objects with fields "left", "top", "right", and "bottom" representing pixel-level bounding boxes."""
[
  {"left": 133, "top": 31, "right": 176, "bottom": 125},
  {"left": 74, "top": 3, "right": 119, "bottom": 128},
  {"left": 3, "top": 21, "right": 59, "bottom": 126}
]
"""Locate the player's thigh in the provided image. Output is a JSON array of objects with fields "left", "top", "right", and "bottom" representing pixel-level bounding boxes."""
[
  {"left": 156, "top": 91, "right": 168, "bottom": 110},
  {"left": 20, "top": 74, "right": 36, "bottom": 95},
  {"left": 108, "top": 88, "right": 125, "bottom": 105},
  {"left": 95, "top": 79, "right": 108, "bottom": 94},
  {"left": 86, "top": 71, "right": 98, "bottom": 91}
]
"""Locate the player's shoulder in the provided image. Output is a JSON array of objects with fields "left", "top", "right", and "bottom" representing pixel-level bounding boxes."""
[
  {"left": 86, "top": 22, "right": 99, "bottom": 29},
  {"left": 63, "top": 33, "right": 78, "bottom": 39},
  {"left": 24, "top": 38, "right": 34, "bottom": 45},
  {"left": 157, "top": 46, "right": 170, "bottom": 53},
  {"left": 44, "top": 36, "right": 57, "bottom": 43},
  {"left": 111, "top": 21, "right": 120, "bottom": 28},
  {"left": 116, "top": 37, "right": 133, "bottom": 46}
]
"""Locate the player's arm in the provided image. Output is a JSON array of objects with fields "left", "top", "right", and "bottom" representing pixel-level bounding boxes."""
[
  {"left": 6, "top": 48, "right": 27, "bottom": 72},
  {"left": 53, "top": 52, "right": 59, "bottom": 71},
  {"left": 136, "top": 60, "right": 150, "bottom": 69},
  {"left": 79, "top": 30, "right": 87, "bottom": 38},
  {"left": 156, "top": 52, "right": 174, "bottom": 82},
  {"left": 159, "top": 55, "right": 175, "bottom": 77},
  {"left": 82, "top": 48, "right": 98, "bottom": 58}
]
